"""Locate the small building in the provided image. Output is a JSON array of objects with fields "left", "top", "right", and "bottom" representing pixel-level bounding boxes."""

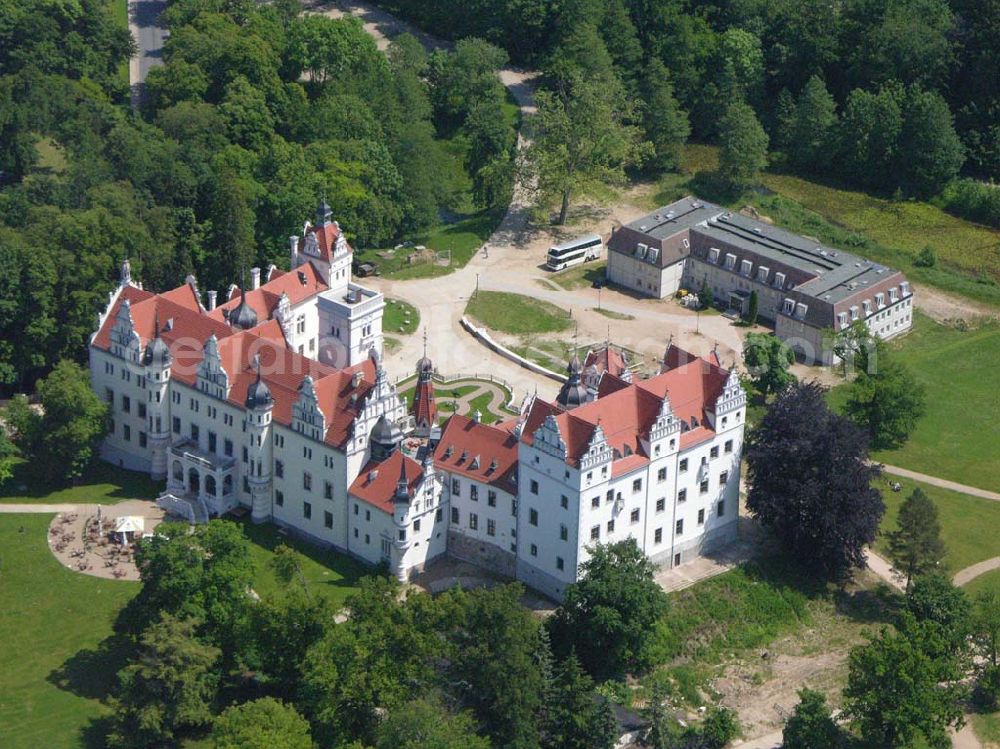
[{"left": 111, "top": 516, "right": 144, "bottom": 544}]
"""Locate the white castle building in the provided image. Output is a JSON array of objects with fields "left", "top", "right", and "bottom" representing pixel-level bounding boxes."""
[{"left": 90, "top": 202, "right": 746, "bottom": 600}]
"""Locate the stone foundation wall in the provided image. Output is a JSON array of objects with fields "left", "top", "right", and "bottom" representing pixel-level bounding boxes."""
[{"left": 448, "top": 531, "right": 517, "bottom": 578}]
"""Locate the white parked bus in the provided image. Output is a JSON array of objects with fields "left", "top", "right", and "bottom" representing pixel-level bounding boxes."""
[{"left": 546, "top": 233, "right": 603, "bottom": 271}]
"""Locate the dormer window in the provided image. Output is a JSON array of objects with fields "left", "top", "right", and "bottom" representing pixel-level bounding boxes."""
[
  {"left": 708, "top": 248, "right": 720, "bottom": 264},
  {"left": 773, "top": 272, "right": 786, "bottom": 289},
  {"left": 724, "top": 253, "right": 737, "bottom": 270},
  {"left": 889, "top": 287, "right": 899, "bottom": 302},
  {"left": 863, "top": 300, "right": 873, "bottom": 316},
  {"left": 838, "top": 312, "right": 848, "bottom": 329},
  {"left": 901, "top": 281, "right": 911, "bottom": 297},
  {"left": 795, "top": 303, "right": 808, "bottom": 319},
  {"left": 875, "top": 293, "right": 885, "bottom": 308},
  {"left": 756, "top": 266, "right": 769, "bottom": 283},
  {"left": 850, "top": 305, "right": 859, "bottom": 321},
  {"left": 782, "top": 298, "right": 795, "bottom": 315},
  {"left": 740, "top": 259, "right": 753, "bottom": 276},
  {"left": 635, "top": 243, "right": 648, "bottom": 259}
]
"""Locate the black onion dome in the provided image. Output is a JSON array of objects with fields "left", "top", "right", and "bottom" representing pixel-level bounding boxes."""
[
  {"left": 245, "top": 376, "right": 273, "bottom": 410},
  {"left": 230, "top": 288, "right": 258, "bottom": 330},
  {"left": 143, "top": 313, "right": 171, "bottom": 367}
]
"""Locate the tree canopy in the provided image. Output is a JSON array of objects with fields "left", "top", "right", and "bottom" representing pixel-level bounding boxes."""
[
  {"left": 886, "top": 487, "right": 946, "bottom": 589},
  {"left": 746, "top": 381, "right": 884, "bottom": 579}
]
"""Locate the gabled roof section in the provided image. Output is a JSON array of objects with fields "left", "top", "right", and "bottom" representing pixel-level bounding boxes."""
[
  {"left": 349, "top": 450, "right": 423, "bottom": 513},
  {"left": 434, "top": 414, "right": 519, "bottom": 494},
  {"left": 522, "top": 354, "right": 732, "bottom": 466}
]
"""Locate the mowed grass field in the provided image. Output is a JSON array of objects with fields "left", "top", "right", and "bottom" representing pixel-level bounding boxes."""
[
  {"left": 827, "top": 313, "right": 1000, "bottom": 492},
  {"left": 874, "top": 476, "right": 1000, "bottom": 574},
  {"left": 0, "top": 514, "right": 139, "bottom": 749},
  {"left": 0, "top": 461, "right": 161, "bottom": 506},
  {"left": 465, "top": 290, "right": 572, "bottom": 335}
]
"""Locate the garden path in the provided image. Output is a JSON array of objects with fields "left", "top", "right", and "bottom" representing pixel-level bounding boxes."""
[
  {"left": 953, "top": 557, "right": 1000, "bottom": 587},
  {"left": 882, "top": 464, "right": 1000, "bottom": 502}
]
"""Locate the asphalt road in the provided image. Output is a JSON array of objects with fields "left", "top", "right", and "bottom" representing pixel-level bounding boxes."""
[{"left": 128, "top": 0, "right": 168, "bottom": 105}]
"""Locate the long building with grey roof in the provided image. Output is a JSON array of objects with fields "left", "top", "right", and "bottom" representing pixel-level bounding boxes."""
[{"left": 606, "top": 197, "right": 914, "bottom": 363}]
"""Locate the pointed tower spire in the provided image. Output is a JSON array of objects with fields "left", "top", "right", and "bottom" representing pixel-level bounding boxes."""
[
  {"left": 395, "top": 457, "right": 410, "bottom": 502},
  {"left": 119, "top": 252, "right": 132, "bottom": 287}
]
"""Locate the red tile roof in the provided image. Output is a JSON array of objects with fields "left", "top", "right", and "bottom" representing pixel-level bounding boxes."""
[
  {"left": 210, "top": 263, "right": 329, "bottom": 323},
  {"left": 92, "top": 282, "right": 376, "bottom": 451},
  {"left": 411, "top": 378, "right": 437, "bottom": 428},
  {"left": 309, "top": 221, "right": 351, "bottom": 262},
  {"left": 521, "top": 355, "right": 730, "bottom": 466},
  {"left": 349, "top": 450, "right": 423, "bottom": 513},
  {"left": 434, "top": 414, "right": 519, "bottom": 494},
  {"left": 584, "top": 345, "right": 628, "bottom": 378}
]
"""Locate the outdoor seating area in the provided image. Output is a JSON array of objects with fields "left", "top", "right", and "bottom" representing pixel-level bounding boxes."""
[{"left": 46, "top": 500, "right": 165, "bottom": 581}]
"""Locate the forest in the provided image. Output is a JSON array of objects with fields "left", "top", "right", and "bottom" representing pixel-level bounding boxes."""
[
  {"left": 0, "top": 0, "right": 515, "bottom": 392},
  {"left": 2, "top": 0, "right": 999, "bottom": 389}
]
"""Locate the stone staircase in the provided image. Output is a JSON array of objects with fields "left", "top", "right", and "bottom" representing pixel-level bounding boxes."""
[{"left": 156, "top": 492, "right": 209, "bottom": 524}]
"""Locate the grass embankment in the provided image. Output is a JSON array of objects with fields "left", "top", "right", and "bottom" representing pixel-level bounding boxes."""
[
  {"left": 653, "top": 144, "right": 1000, "bottom": 307},
  {"left": 383, "top": 298, "right": 419, "bottom": 335},
  {"left": 551, "top": 261, "right": 607, "bottom": 290},
  {"left": 827, "top": 313, "right": 1000, "bottom": 492},
  {"left": 0, "top": 461, "right": 161, "bottom": 506},
  {"left": 465, "top": 291, "right": 572, "bottom": 335},
  {"left": 629, "top": 554, "right": 889, "bottom": 708},
  {"left": 239, "top": 520, "right": 366, "bottom": 607},
  {"left": 0, "top": 514, "right": 139, "bottom": 749},
  {"left": 873, "top": 476, "right": 1000, "bottom": 575}
]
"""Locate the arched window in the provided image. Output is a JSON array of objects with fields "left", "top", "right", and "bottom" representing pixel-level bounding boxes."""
[
  {"left": 222, "top": 474, "right": 233, "bottom": 496},
  {"left": 188, "top": 467, "right": 200, "bottom": 495},
  {"left": 172, "top": 461, "right": 183, "bottom": 484},
  {"left": 205, "top": 474, "right": 217, "bottom": 497}
]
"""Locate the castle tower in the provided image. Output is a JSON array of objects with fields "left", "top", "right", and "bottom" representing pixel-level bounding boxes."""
[
  {"left": 555, "top": 353, "right": 588, "bottom": 410},
  {"left": 142, "top": 312, "right": 172, "bottom": 479},
  {"left": 245, "top": 355, "right": 275, "bottom": 523},
  {"left": 390, "top": 458, "right": 412, "bottom": 582},
  {"left": 411, "top": 332, "right": 437, "bottom": 437}
]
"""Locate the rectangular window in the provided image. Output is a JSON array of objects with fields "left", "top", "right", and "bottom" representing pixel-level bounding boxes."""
[
  {"left": 676, "top": 519, "right": 684, "bottom": 535},
  {"left": 720, "top": 471, "right": 729, "bottom": 485},
  {"left": 757, "top": 266, "right": 769, "bottom": 283},
  {"left": 560, "top": 524, "right": 568, "bottom": 541},
  {"left": 488, "top": 490, "right": 497, "bottom": 507},
  {"left": 710, "top": 446, "right": 719, "bottom": 459},
  {"left": 656, "top": 497, "right": 665, "bottom": 513},
  {"left": 632, "top": 478, "right": 642, "bottom": 492},
  {"left": 451, "top": 478, "right": 460, "bottom": 495},
  {"left": 700, "top": 479, "right": 709, "bottom": 493},
  {"left": 556, "top": 556, "right": 564, "bottom": 571},
  {"left": 414, "top": 518, "right": 421, "bottom": 532},
  {"left": 190, "top": 423, "right": 199, "bottom": 441},
  {"left": 208, "top": 432, "right": 217, "bottom": 453},
  {"left": 698, "top": 508, "right": 705, "bottom": 525},
  {"left": 138, "top": 431, "right": 147, "bottom": 448},
  {"left": 718, "top": 500, "right": 726, "bottom": 516},
  {"left": 591, "top": 496, "right": 600, "bottom": 509},
  {"left": 303, "top": 502, "right": 311, "bottom": 519},
  {"left": 774, "top": 272, "right": 786, "bottom": 289},
  {"left": 530, "top": 543, "right": 538, "bottom": 557},
  {"left": 529, "top": 508, "right": 538, "bottom": 526},
  {"left": 724, "top": 439, "right": 733, "bottom": 454},
  {"left": 607, "top": 519, "right": 615, "bottom": 533},
  {"left": 172, "top": 416, "right": 181, "bottom": 434},
  {"left": 470, "top": 485, "right": 479, "bottom": 502},
  {"left": 630, "top": 508, "right": 640, "bottom": 524},
  {"left": 678, "top": 489, "right": 687, "bottom": 503},
  {"left": 679, "top": 458, "right": 688, "bottom": 472},
  {"left": 224, "top": 439, "right": 233, "bottom": 457},
  {"left": 324, "top": 481, "right": 333, "bottom": 500},
  {"left": 451, "top": 507, "right": 459, "bottom": 524},
  {"left": 138, "top": 403, "right": 146, "bottom": 419},
  {"left": 324, "top": 511, "right": 333, "bottom": 529},
  {"left": 559, "top": 494, "right": 568, "bottom": 509},
  {"left": 740, "top": 259, "right": 753, "bottom": 276},
  {"left": 783, "top": 298, "right": 795, "bottom": 315},
  {"left": 657, "top": 467, "right": 667, "bottom": 482},
  {"left": 724, "top": 253, "right": 736, "bottom": 270},
  {"left": 123, "top": 424, "right": 131, "bottom": 441},
  {"left": 122, "top": 395, "right": 130, "bottom": 413},
  {"left": 303, "top": 472, "right": 312, "bottom": 491},
  {"left": 487, "top": 519, "right": 496, "bottom": 537},
  {"left": 275, "top": 460, "right": 284, "bottom": 478},
  {"left": 275, "top": 490, "right": 283, "bottom": 506},
  {"left": 590, "top": 526, "right": 600, "bottom": 541},
  {"left": 655, "top": 527, "right": 663, "bottom": 543},
  {"left": 530, "top": 479, "right": 538, "bottom": 495}
]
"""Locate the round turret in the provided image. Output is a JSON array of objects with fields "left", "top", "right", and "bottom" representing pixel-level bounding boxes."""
[
  {"left": 556, "top": 353, "right": 589, "bottom": 409},
  {"left": 230, "top": 288, "right": 258, "bottom": 330},
  {"left": 370, "top": 414, "right": 402, "bottom": 461},
  {"left": 245, "top": 376, "right": 273, "bottom": 410}
]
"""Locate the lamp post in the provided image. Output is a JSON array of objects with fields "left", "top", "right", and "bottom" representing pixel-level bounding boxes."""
[{"left": 598, "top": 287, "right": 602, "bottom": 311}]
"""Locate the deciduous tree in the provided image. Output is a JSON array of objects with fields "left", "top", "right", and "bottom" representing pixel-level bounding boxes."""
[
  {"left": 716, "top": 100, "right": 768, "bottom": 193},
  {"left": 843, "top": 346, "right": 926, "bottom": 450},
  {"left": 746, "top": 382, "right": 884, "bottom": 579},
  {"left": 549, "top": 539, "right": 668, "bottom": 679},
  {"left": 211, "top": 698, "right": 313, "bottom": 749},
  {"left": 544, "top": 652, "right": 618, "bottom": 749},
  {"left": 376, "top": 697, "right": 489, "bottom": 749},
  {"left": 742, "top": 332, "right": 795, "bottom": 400},
  {"left": 782, "top": 688, "right": 840, "bottom": 749}
]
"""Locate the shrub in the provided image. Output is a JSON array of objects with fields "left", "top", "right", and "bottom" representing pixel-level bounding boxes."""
[
  {"left": 701, "top": 706, "right": 740, "bottom": 749},
  {"left": 914, "top": 245, "right": 937, "bottom": 268},
  {"left": 937, "top": 178, "right": 1000, "bottom": 228}
]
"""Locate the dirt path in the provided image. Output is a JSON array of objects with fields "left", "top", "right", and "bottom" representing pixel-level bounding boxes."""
[
  {"left": 913, "top": 283, "right": 999, "bottom": 325},
  {"left": 882, "top": 465, "right": 1000, "bottom": 502},
  {"left": 954, "top": 557, "right": 1000, "bottom": 587},
  {"left": 866, "top": 548, "right": 905, "bottom": 590}
]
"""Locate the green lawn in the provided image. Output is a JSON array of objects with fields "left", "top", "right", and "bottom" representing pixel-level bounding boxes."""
[
  {"left": 827, "top": 313, "right": 1000, "bottom": 491},
  {"left": 238, "top": 520, "right": 368, "bottom": 607},
  {"left": 33, "top": 135, "right": 68, "bottom": 174},
  {"left": 966, "top": 569, "right": 1000, "bottom": 599},
  {"left": 971, "top": 710, "right": 1000, "bottom": 749},
  {"left": 0, "top": 514, "right": 139, "bottom": 749},
  {"left": 551, "top": 261, "right": 607, "bottom": 290},
  {"left": 383, "top": 298, "right": 420, "bottom": 335},
  {"left": 0, "top": 460, "right": 162, "bottom": 506},
  {"left": 465, "top": 291, "right": 572, "bottom": 335},
  {"left": 873, "top": 476, "right": 1000, "bottom": 575}
]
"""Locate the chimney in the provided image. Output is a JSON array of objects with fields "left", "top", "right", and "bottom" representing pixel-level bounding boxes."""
[
  {"left": 289, "top": 235, "right": 299, "bottom": 267},
  {"left": 207, "top": 290, "right": 217, "bottom": 311},
  {"left": 250, "top": 267, "right": 261, "bottom": 290}
]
